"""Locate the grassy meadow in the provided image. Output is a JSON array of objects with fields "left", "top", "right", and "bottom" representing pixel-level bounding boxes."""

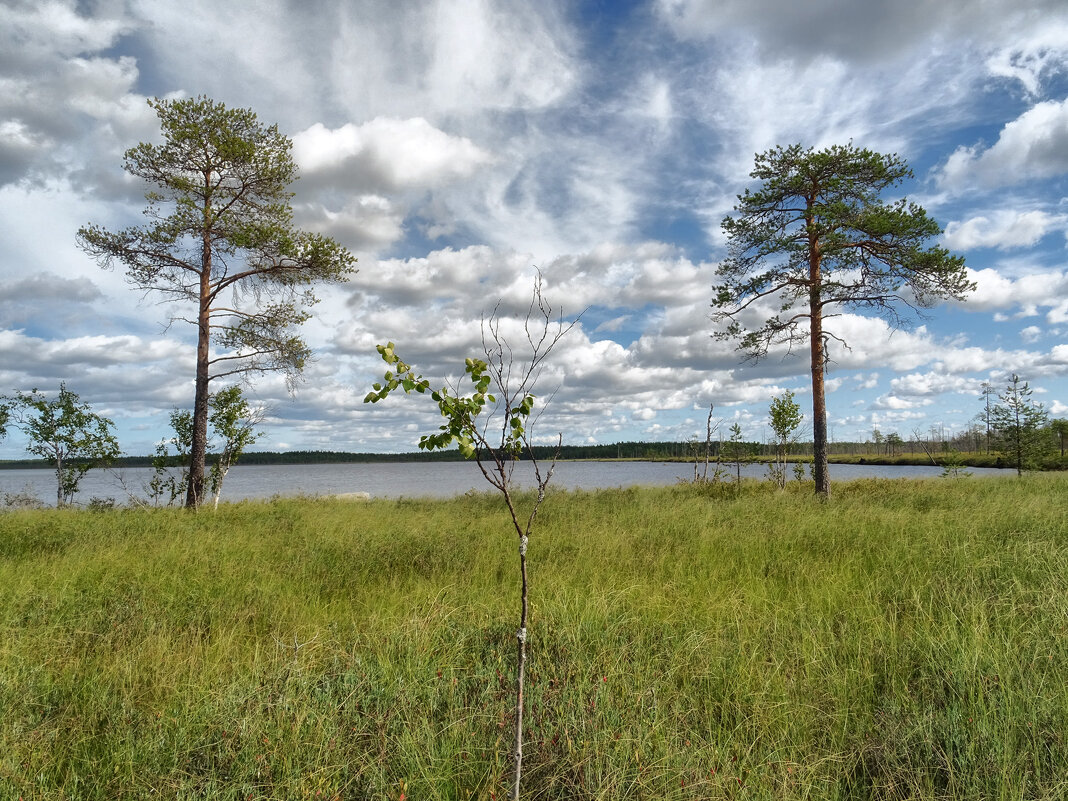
[{"left": 1, "top": 475, "right": 1067, "bottom": 799}]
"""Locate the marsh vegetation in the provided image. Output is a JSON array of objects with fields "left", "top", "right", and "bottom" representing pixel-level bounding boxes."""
[{"left": 2, "top": 476, "right": 1066, "bottom": 799}]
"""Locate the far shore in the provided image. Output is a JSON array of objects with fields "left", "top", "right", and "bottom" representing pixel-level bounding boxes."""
[{"left": 0, "top": 450, "right": 1063, "bottom": 471}]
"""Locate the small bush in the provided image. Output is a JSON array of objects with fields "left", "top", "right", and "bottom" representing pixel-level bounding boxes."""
[{"left": 2, "top": 486, "right": 44, "bottom": 510}]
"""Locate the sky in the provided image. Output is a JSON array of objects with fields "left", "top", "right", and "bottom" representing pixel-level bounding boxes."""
[{"left": 1, "top": 0, "right": 1067, "bottom": 458}]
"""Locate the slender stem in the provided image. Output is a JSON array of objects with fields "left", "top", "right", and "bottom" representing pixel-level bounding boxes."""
[{"left": 511, "top": 539, "right": 528, "bottom": 801}]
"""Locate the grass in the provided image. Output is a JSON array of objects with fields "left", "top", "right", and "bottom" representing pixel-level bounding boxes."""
[{"left": 2, "top": 475, "right": 1067, "bottom": 799}]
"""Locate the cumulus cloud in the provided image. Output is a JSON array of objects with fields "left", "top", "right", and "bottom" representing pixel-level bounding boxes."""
[
  {"left": 0, "top": 1, "right": 128, "bottom": 59},
  {"left": 292, "top": 118, "right": 492, "bottom": 194},
  {"left": 1048, "top": 301, "right": 1068, "bottom": 325},
  {"left": 0, "top": 273, "right": 107, "bottom": 330},
  {"left": 295, "top": 195, "right": 407, "bottom": 251},
  {"left": 0, "top": 1, "right": 150, "bottom": 190},
  {"left": 871, "top": 394, "right": 934, "bottom": 411},
  {"left": 938, "top": 99, "right": 1068, "bottom": 191},
  {"left": 0, "top": 327, "right": 192, "bottom": 429},
  {"left": 0, "top": 329, "right": 184, "bottom": 370},
  {"left": 854, "top": 373, "right": 880, "bottom": 390},
  {"left": 287, "top": 118, "right": 495, "bottom": 252},
  {"left": 1020, "top": 325, "right": 1043, "bottom": 343},
  {"left": 4, "top": 273, "right": 102, "bottom": 304},
  {"left": 943, "top": 210, "right": 1067, "bottom": 250},
  {"left": 965, "top": 268, "right": 1068, "bottom": 315},
  {"left": 344, "top": 246, "right": 535, "bottom": 310}
]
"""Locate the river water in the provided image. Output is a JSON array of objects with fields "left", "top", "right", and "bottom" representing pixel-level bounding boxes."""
[{"left": 0, "top": 460, "right": 1016, "bottom": 506}]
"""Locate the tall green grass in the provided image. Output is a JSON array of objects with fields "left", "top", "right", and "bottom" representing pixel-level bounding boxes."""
[{"left": 2, "top": 475, "right": 1067, "bottom": 799}]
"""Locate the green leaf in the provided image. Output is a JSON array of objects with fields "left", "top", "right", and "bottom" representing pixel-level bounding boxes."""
[{"left": 458, "top": 437, "right": 474, "bottom": 459}]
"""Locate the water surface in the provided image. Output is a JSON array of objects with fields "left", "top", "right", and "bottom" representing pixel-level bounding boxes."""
[{"left": 0, "top": 460, "right": 1016, "bottom": 506}]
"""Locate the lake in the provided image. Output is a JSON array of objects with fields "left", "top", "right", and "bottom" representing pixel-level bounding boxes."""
[{"left": 0, "top": 460, "right": 1017, "bottom": 506}]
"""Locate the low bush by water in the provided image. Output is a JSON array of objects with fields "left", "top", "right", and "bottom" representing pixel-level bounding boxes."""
[{"left": 2, "top": 476, "right": 1067, "bottom": 799}]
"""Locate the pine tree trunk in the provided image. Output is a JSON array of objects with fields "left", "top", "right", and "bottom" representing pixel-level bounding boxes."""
[
  {"left": 809, "top": 237, "right": 830, "bottom": 500},
  {"left": 185, "top": 227, "right": 212, "bottom": 508},
  {"left": 810, "top": 317, "right": 830, "bottom": 499}
]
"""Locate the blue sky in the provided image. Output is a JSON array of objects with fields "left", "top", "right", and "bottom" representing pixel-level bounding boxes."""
[{"left": 1, "top": 0, "right": 1066, "bottom": 457}]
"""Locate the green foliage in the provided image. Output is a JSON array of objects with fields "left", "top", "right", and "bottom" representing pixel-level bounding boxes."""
[
  {"left": 714, "top": 143, "right": 972, "bottom": 356},
  {"left": 720, "top": 422, "right": 748, "bottom": 486},
  {"left": 207, "top": 386, "right": 263, "bottom": 508},
  {"left": 939, "top": 450, "right": 972, "bottom": 479},
  {"left": 992, "top": 374, "right": 1051, "bottom": 476},
  {"left": 148, "top": 388, "right": 262, "bottom": 508},
  {"left": 767, "top": 390, "right": 802, "bottom": 488},
  {"left": 147, "top": 408, "right": 193, "bottom": 506},
  {"left": 365, "top": 342, "right": 535, "bottom": 460},
  {"left": 77, "top": 96, "right": 354, "bottom": 375},
  {"left": 4, "top": 384, "right": 121, "bottom": 506},
  {"left": 77, "top": 95, "right": 355, "bottom": 508},
  {"left": 886, "top": 431, "right": 904, "bottom": 455},
  {"left": 1050, "top": 418, "right": 1068, "bottom": 457},
  {"left": 2, "top": 477, "right": 1068, "bottom": 799}
]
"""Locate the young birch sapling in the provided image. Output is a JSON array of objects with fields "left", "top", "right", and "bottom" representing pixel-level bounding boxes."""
[
  {"left": 147, "top": 386, "right": 262, "bottom": 508},
  {"left": 207, "top": 386, "right": 264, "bottom": 509},
  {"left": 364, "top": 278, "right": 576, "bottom": 801},
  {"left": 5, "top": 384, "right": 121, "bottom": 506},
  {"left": 767, "top": 390, "right": 802, "bottom": 489}
]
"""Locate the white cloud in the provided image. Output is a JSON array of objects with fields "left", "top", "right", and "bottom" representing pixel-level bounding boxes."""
[
  {"left": 985, "top": 20, "right": 1068, "bottom": 96},
  {"left": 965, "top": 268, "right": 1068, "bottom": 314},
  {"left": 134, "top": 0, "right": 576, "bottom": 123},
  {"left": 292, "top": 118, "right": 493, "bottom": 193},
  {"left": 295, "top": 195, "right": 406, "bottom": 251},
  {"left": 0, "top": 1, "right": 154, "bottom": 191},
  {"left": 943, "top": 210, "right": 1066, "bottom": 251},
  {"left": 345, "top": 245, "right": 534, "bottom": 309},
  {"left": 4, "top": 0, "right": 1068, "bottom": 458},
  {"left": 938, "top": 99, "right": 1068, "bottom": 191},
  {"left": 421, "top": 0, "right": 577, "bottom": 112},
  {"left": 1048, "top": 301, "right": 1068, "bottom": 325},
  {"left": 0, "top": 1, "right": 129, "bottom": 60},
  {"left": 656, "top": 0, "right": 1068, "bottom": 68},
  {"left": 888, "top": 372, "right": 976, "bottom": 397},
  {"left": 871, "top": 394, "right": 934, "bottom": 411},
  {"left": 593, "top": 315, "right": 630, "bottom": 334},
  {"left": 1020, "top": 325, "right": 1043, "bottom": 343}
]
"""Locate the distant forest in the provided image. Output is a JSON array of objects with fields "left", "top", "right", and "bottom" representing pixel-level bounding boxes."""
[
  {"left": 0, "top": 441, "right": 708, "bottom": 468},
  {"left": 4, "top": 426, "right": 1056, "bottom": 469}
]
